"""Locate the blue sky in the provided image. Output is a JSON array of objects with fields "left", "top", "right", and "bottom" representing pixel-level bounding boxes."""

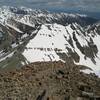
[{"left": 0, "top": 0, "right": 99, "bottom": 12}]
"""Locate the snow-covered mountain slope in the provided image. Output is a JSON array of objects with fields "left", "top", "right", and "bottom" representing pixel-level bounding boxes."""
[
  {"left": 0, "top": 6, "right": 100, "bottom": 76},
  {"left": 22, "top": 23, "right": 100, "bottom": 75}
]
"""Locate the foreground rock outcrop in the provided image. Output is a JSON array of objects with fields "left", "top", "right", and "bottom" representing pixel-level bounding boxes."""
[{"left": 0, "top": 61, "right": 100, "bottom": 100}]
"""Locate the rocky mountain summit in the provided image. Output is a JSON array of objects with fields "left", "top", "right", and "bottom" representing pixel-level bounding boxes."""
[{"left": 0, "top": 61, "right": 100, "bottom": 100}]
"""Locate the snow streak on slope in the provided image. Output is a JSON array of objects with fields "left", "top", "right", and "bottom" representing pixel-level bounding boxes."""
[
  {"left": 66, "top": 25, "right": 99, "bottom": 71},
  {"left": 6, "top": 23, "right": 23, "bottom": 33},
  {"left": 0, "top": 52, "right": 14, "bottom": 62}
]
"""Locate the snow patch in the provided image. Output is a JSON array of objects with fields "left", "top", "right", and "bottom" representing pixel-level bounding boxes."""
[
  {"left": 80, "top": 69, "right": 94, "bottom": 74},
  {"left": 0, "top": 52, "right": 14, "bottom": 62},
  {"left": 6, "top": 23, "right": 23, "bottom": 33}
]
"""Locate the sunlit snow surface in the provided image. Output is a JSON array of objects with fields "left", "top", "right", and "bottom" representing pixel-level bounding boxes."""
[{"left": 23, "top": 24, "right": 68, "bottom": 62}]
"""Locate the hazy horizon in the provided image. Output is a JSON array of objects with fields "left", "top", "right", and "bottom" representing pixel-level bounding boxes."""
[{"left": 0, "top": 0, "right": 100, "bottom": 19}]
